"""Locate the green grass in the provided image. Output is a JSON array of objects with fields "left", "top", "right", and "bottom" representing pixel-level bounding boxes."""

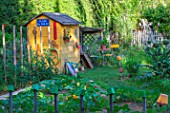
[
  {"left": 79, "top": 65, "right": 170, "bottom": 106},
  {"left": 80, "top": 65, "right": 170, "bottom": 93},
  {"left": 79, "top": 65, "right": 142, "bottom": 90}
]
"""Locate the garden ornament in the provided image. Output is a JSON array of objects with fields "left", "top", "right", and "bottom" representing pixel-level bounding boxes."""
[
  {"left": 32, "top": 84, "right": 41, "bottom": 113},
  {"left": 8, "top": 85, "right": 14, "bottom": 113},
  {"left": 157, "top": 94, "right": 168, "bottom": 106},
  {"left": 107, "top": 87, "right": 116, "bottom": 113},
  {"left": 50, "top": 87, "right": 59, "bottom": 113}
]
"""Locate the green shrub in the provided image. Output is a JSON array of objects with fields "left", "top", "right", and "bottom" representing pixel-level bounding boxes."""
[
  {"left": 121, "top": 48, "right": 142, "bottom": 77},
  {"left": 144, "top": 40, "right": 170, "bottom": 78}
]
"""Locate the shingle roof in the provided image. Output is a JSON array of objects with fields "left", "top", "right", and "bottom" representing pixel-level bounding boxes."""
[{"left": 24, "top": 12, "right": 82, "bottom": 26}]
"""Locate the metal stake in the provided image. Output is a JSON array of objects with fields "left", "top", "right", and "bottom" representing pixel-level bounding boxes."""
[
  {"left": 34, "top": 90, "right": 37, "bottom": 113},
  {"left": 80, "top": 95, "right": 84, "bottom": 113},
  {"left": 9, "top": 91, "right": 13, "bottom": 113},
  {"left": 110, "top": 94, "right": 113, "bottom": 113},
  {"left": 54, "top": 94, "right": 59, "bottom": 113},
  {"left": 143, "top": 97, "right": 147, "bottom": 113}
]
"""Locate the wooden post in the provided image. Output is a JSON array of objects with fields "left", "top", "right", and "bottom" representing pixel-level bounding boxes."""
[
  {"left": 20, "top": 26, "right": 23, "bottom": 66},
  {"left": 81, "top": 32, "right": 84, "bottom": 52},
  {"left": 13, "top": 26, "right": 16, "bottom": 87},
  {"left": 2, "top": 24, "right": 7, "bottom": 81},
  {"left": 27, "top": 27, "right": 31, "bottom": 68},
  {"left": 40, "top": 26, "right": 43, "bottom": 54},
  {"left": 48, "top": 26, "right": 51, "bottom": 49},
  {"left": 20, "top": 26, "right": 23, "bottom": 87},
  {"left": 13, "top": 26, "right": 16, "bottom": 68}
]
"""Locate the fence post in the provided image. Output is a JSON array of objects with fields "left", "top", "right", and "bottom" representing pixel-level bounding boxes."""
[
  {"left": 107, "top": 87, "right": 116, "bottom": 113},
  {"left": 20, "top": 26, "right": 23, "bottom": 87},
  {"left": 20, "top": 26, "right": 23, "bottom": 68},
  {"left": 50, "top": 87, "right": 59, "bottom": 113},
  {"left": 8, "top": 85, "right": 14, "bottom": 113},
  {"left": 32, "top": 84, "right": 41, "bottom": 113}
]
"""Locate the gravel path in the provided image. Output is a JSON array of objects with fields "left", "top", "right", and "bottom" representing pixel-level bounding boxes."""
[{"left": 0, "top": 87, "right": 31, "bottom": 100}]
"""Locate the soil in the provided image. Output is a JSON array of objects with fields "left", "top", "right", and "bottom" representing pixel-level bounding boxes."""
[{"left": 117, "top": 102, "right": 143, "bottom": 112}]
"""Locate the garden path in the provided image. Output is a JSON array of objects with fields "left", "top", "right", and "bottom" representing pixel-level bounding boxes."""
[{"left": 0, "top": 87, "right": 31, "bottom": 100}]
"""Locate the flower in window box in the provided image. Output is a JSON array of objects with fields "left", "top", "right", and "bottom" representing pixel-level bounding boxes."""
[{"left": 63, "top": 32, "right": 71, "bottom": 43}]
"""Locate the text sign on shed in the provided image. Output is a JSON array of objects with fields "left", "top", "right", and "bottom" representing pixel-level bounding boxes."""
[{"left": 37, "top": 19, "right": 50, "bottom": 26}]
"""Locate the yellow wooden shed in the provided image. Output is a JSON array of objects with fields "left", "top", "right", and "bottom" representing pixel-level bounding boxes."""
[{"left": 24, "top": 12, "right": 82, "bottom": 72}]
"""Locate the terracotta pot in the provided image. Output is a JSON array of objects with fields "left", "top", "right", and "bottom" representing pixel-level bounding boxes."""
[{"left": 101, "top": 45, "right": 106, "bottom": 50}]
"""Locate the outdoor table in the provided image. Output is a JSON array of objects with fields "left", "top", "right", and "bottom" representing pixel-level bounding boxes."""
[{"left": 97, "top": 48, "right": 110, "bottom": 65}]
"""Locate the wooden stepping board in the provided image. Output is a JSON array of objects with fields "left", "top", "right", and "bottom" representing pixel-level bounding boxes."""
[{"left": 81, "top": 53, "right": 93, "bottom": 69}]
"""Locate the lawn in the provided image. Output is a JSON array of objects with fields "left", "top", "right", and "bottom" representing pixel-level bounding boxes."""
[
  {"left": 80, "top": 65, "right": 145, "bottom": 89},
  {"left": 79, "top": 65, "right": 170, "bottom": 112}
]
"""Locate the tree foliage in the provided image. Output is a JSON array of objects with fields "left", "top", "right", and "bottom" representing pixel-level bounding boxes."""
[
  {"left": 0, "top": 0, "right": 170, "bottom": 39},
  {"left": 143, "top": 2, "right": 170, "bottom": 37}
]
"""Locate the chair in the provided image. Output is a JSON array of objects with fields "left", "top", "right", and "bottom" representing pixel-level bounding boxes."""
[{"left": 104, "top": 44, "right": 119, "bottom": 65}]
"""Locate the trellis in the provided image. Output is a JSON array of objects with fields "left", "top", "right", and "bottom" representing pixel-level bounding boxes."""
[{"left": 80, "top": 26, "right": 104, "bottom": 53}]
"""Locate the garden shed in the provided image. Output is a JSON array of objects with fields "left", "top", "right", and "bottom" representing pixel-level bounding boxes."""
[{"left": 24, "top": 12, "right": 82, "bottom": 72}]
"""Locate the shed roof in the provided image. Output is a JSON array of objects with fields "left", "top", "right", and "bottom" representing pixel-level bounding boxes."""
[
  {"left": 80, "top": 26, "right": 104, "bottom": 34},
  {"left": 24, "top": 12, "right": 82, "bottom": 26}
]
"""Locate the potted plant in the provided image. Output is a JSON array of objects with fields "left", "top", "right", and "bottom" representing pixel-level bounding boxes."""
[
  {"left": 63, "top": 32, "right": 71, "bottom": 43},
  {"left": 100, "top": 37, "right": 108, "bottom": 50}
]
